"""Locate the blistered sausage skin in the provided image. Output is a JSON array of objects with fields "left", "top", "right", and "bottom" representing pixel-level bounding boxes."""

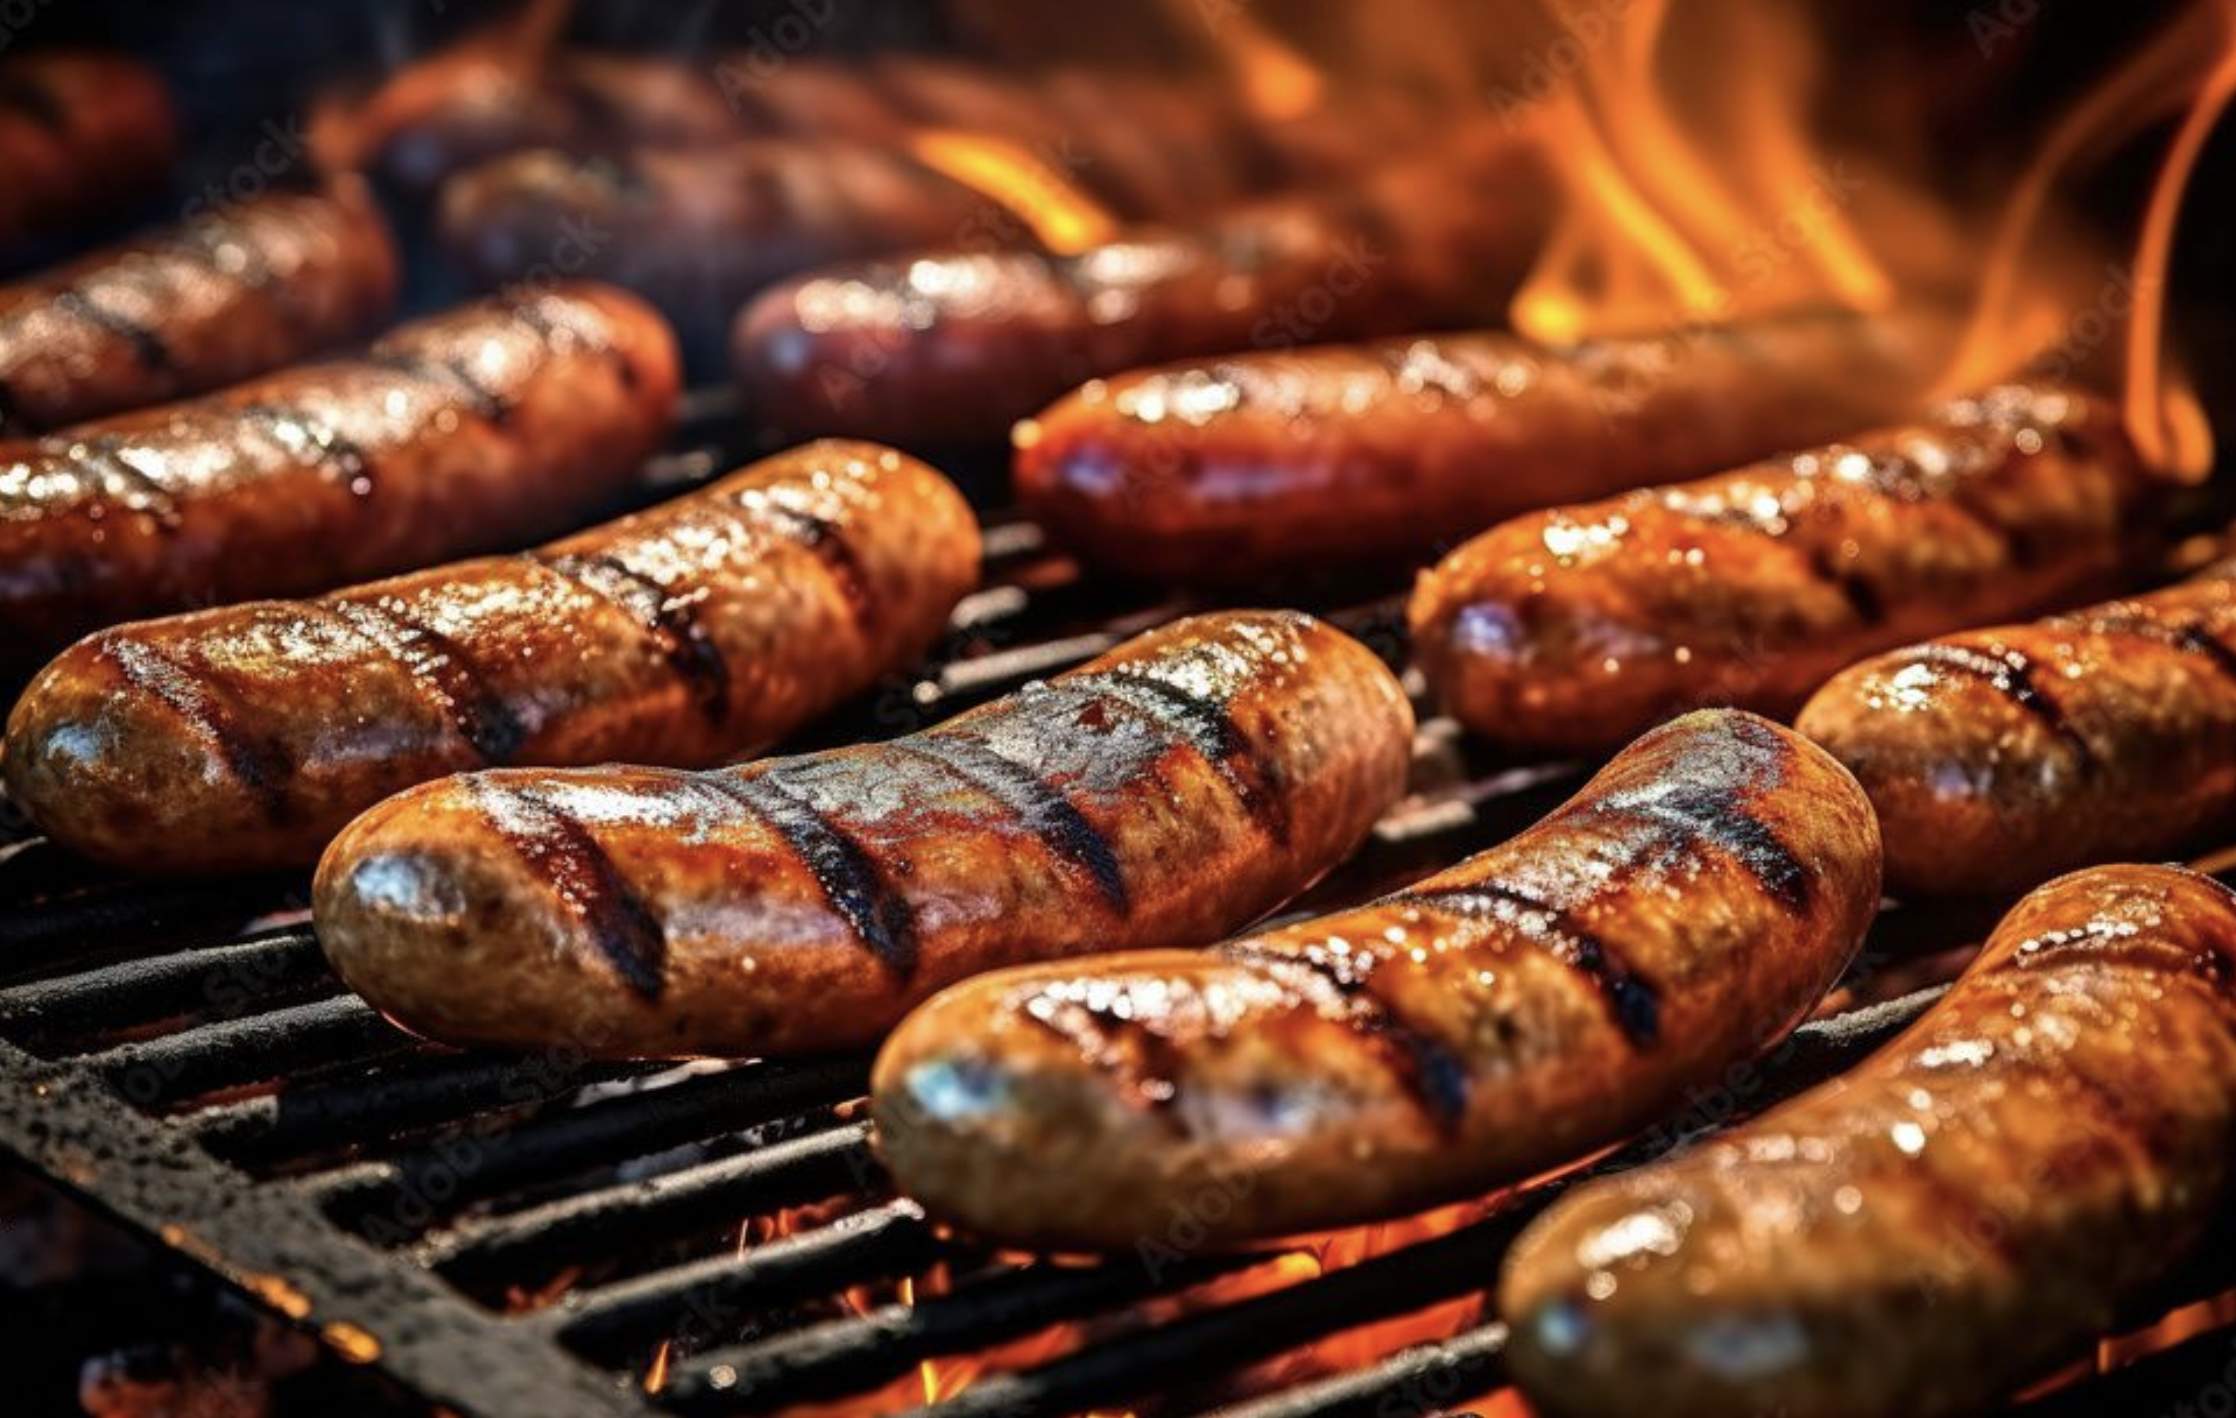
[
  {"left": 0, "top": 282, "right": 680, "bottom": 679},
  {"left": 5, "top": 443, "right": 978, "bottom": 875},
  {"left": 1008, "top": 308, "right": 1947, "bottom": 585},
  {"left": 1501, "top": 864, "right": 2236, "bottom": 1418},
  {"left": 872, "top": 710, "right": 1881, "bottom": 1250},
  {"left": 0, "top": 52, "right": 177, "bottom": 248},
  {"left": 732, "top": 128, "right": 1555, "bottom": 446},
  {"left": 0, "top": 181, "right": 399, "bottom": 435},
  {"left": 314, "top": 611, "right": 1413, "bottom": 1059},
  {"left": 1411, "top": 384, "right": 2156, "bottom": 755},
  {"left": 1796, "top": 564, "right": 2236, "bottom": 899}
]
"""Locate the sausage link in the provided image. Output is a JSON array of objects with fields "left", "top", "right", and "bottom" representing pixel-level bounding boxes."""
[
  {"left": 0, "top": 53, "right": 177, "bottom": 248},
  {"left": 732, "top": 127, "right": 1555, "bottom": 446},
  {"left": 0, "top": 282, "right": 680, "bottom": 678},
  {"left": 436, "top": 143, "right": 1007, "bottom": 353},
  {"left": 1500, "top": 863, "right": 2236, "bottom": 1418},
  {"left": 312, "top": 611, "right": 1412, "bottom": 1058},
  {"left": 5, "top": 442, "right": 978, "bottom": 874},
  {"left": 872, "top": 710, "right": 1881, "bottom": 1249},
  {"left": 1797, "top": 564, "right": 2236, "bottom": 899},
  {"left": 1008, "top": 307, "right": 1948, "bottom": 585},
  {"left": 1411, "top": 384, "right": 2157, "bottom": 755},
  {"left": 0, "top": 180, "right": 399, "bottom": 434}
]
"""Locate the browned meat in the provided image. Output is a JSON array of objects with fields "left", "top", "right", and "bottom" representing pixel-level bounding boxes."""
[
  {"left": 731, "top": 126, "right": 1555, "bottom": 446},
  {"left": 5, "top": 442, "right": 979, "bottom": 874},
  {"left": 1011, "top": 307, "right": 1949, "bottom": 585},
  {"left": 0, "top": 282, "right": 680, "bottom": 678},
  {"left": 1412, "top": 384, "right": 2157, "bottom": 754},
  {"left": 1501, "top": 863, "right": 2236, "bottom": 1418},
  {"left": 0, "top": 52, "right": 177, "bottom": 247},
  {"left": 313, "top": 610, "right": 1413, "bottom": 1058},
  {"left": 0, "top": 180, "right": 399, "bottom": 434},
  {"left": 872, "top": 710, "right": 1881, "bottom": 1249},
  {"left": 1797, "top": 563, "right": 2236, "bottom": 898}
]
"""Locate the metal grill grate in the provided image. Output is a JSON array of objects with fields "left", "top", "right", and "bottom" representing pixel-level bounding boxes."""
[{"left": 4, "top": 395, "right": 2236, "bottom": 1418}]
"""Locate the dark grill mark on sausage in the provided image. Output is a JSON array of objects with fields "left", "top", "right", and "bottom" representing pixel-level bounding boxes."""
[
  {"left": 75, "top": 438, "right": 182, "bottom": 527},
  {"left": 2174, "top": 622, "right": 2236, "bottom": 685},
  {"left": 1088, "top": 670, "right": 1290, "bottom": 844},
  {"left": 537, "top": 552, "right": 731, "bottom": 724},
  {"left": 0, "top": 75, "right": 66, "bottom": 130},
  {"left": 902, "top": 734, "right": 1130, "bottom": 914},
  {"left": 0, "top": 379, "right": 19, "bottom": 436},
  {"left": 54, "top": 290, "right": 174, "bottom": 373},
  {"left": 1913, "top": 643, "right": 2091, "bottom": 764},
  {"left": 1607, "top": 782, "right": 1812, "bottom": 910},
  {"left": 743, "top": 499, "right": 875, "bottom": 627},
  {"left": 468, "top": 779, "right": 667, "bottom": 999},
  {"left": 1395, "top": 882, "right": 1662, "bottom": 1047},
  {"left": 1015, "top": 992, "right": 1193, "bottom": 1120},
  {"left": 101, "top": 638, "right": 291, "bottom": 813},
  {"left": 365, "top": 349, "right": 512, "bottom": 424},
  {"left": 2085, "top": 606, "right": 2236, "bottom": 686},
  {"left": 321, "top": 599, "right": 529, "bottom": 765},
  {"left": 1218, "top": 942, "right": 1472, "bottom": 1130},
  {"left": 710, "top": 773, "right": 919, "bottom": 978},
  {"left": 1810, "top": 549, "right": 1884, "bottom": 625},
  {"left": 238, "top": 405, "right": 371, "bottom": 487}
]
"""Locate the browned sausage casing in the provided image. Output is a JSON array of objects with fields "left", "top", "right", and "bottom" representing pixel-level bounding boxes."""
[
  {"left": 0, "top": 53, "right": 177, "bottom": 247},
  {"left": 1011, "top": 307, "right": 1948, "bottom": 585},
  {"left": 1411, "top": 384, "right": 2156, "bottom": 755},
  {"left": 872, "top": 710, "right": 1881, "bottom": 1250},
  {"left": 1797, "top": 563, "right": 2236, "bottom": 898},
  {"left": 0, "top": 181, "right": 400, "bottom": 434},
  {"left": 732, "top": 127, "right": 1555, "bottom": 446},
  {"left": 313, "top": 610, "right": 1413, "bottom": 1058},
  {"left": 1501, "top": 863, "right": 2236, "bottom": 1418},
  {"left": 0, "top": 282, "right": 680, "bottom": 678},
  {"left": 5, "top": 443, "right": 979, "bottom": 875}
]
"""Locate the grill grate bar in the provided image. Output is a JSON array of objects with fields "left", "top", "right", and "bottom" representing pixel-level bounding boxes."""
[
  {"left": 551, "top": 1197, "right": 946, "bottom": 1360},
  {"left": 0, "top": 927, "right": 326, "bottom": 1037},
  {"left": 79, "top": 993, "right": 415, "bottom": 1106},
  {"left": 305, "top": 1058, "right": 870, "bottom": 1239},
  {"left": 661, "top": 1249, "right": 1266, "bottom": 1415},
  {"left": 426, "top": 1120, "right": 882, "bottom": 1281},
  {"left": 1202, "top": 1324, "right": 1513, "bottom": 1418},
  {"left": 185, "top": 1051, "right": 656, "bottom": 1166}
]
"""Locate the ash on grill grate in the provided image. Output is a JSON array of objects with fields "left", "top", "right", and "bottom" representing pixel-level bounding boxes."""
[{"left": 4, "top": 404, "right": 2236, "bottom": 1418}]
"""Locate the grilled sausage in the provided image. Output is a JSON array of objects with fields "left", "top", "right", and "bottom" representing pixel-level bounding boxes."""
[
  {"left": 1010, "top": 307, "right": 1949, "bottom": 585},
  {"left": 1501, "top": 863, "right": 2236, "bottom": 1418},
  {"left": 313, "top": 610, "right": 1412, "bottom": 1058},
  {"left": 5, "top": 443, "right": 978, "bottom": 875},
  {"left": 436, "top": 142, "right": 1015, "bottom": 354},
  {"left": 872, "top": 709, "right": 1882, "bottom": 1249},
  {"left": 0, "top": 181, "right": 399, "bottom": 435},
  {"left": 732, "top": 126, "right": 1554, "bottom": 446},
  {"left": 0, "top": 282, "right": 680, "bottom": 679},
  {"left": 1796, "top": 563, "right": 2236, "bottom": 899},
  {"left": 1411, "top": 384, "right": 2157, "bottom": 755},
  {"left": 0, "top": 52, "right": 177, "bottom": 248}
]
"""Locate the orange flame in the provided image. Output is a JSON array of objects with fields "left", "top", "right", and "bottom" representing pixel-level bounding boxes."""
[
  {"left": 1944, "top": 0, "right": 2235, "bottom": 478},
  {"left": 642, "top": 1340, "right": 672, "bottom": 1395},
  {"left": 905, "top": 130, "right": 1123, "bottom": 255}
]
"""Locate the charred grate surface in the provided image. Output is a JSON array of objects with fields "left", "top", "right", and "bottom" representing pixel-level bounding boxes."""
[{"left": 2, "top": 400, "right": 2233, "bottom": 1418}]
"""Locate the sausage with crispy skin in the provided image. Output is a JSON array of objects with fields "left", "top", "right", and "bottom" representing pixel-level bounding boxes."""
[
  {"left": 1010, "top": 307, "right": 1948, "bottom": 585},
  {"left": 0, "top": 181, "right": 399, "bottom": 434},
  {"left": 313, "top": 610, "right": 1413, "bottom": 1058},
  {"left": 5, "top": 443, "right": 978, "bottom": 874},
  {"left": 872, "top": 710, "right": 1882, "bottom": 1249},
  {"left": 0, "top": 53, "right": 177, "bottom": 248},
  {"left": 1501, "top": 863, "right": 2236, "bottom": 1418},
  {"left": 1411, "top": 384, "right": 2156, "bottom": 755},
  {"left": 732, "top": 126, "right": 1555, "bottom": 446},
  {"left": 1797, "top": 563, "right": 2236, "bottom": 898},
  {"left": 0, "top": 282, "right": 680, "bottom": 677}
]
